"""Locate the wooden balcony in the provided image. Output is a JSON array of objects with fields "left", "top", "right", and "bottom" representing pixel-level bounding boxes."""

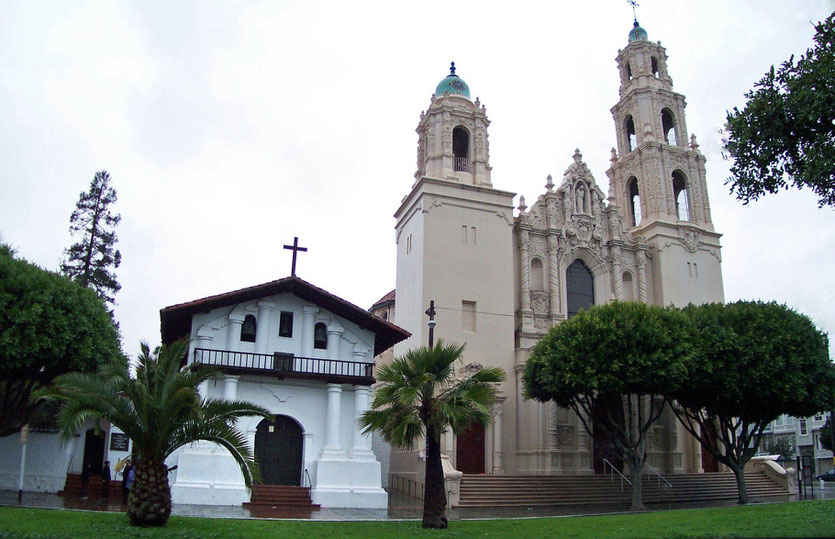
[{"left": 193, "top": 348, "right": 374, "bottom": 385}]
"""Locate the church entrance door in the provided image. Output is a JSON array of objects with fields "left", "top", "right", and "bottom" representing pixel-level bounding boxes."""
[
  {"left": 591, "top": 394, "right": 624, "bottom": 475},
  {"left": 456, "top": 424, "right": 485, "bottom": 474},
  {"left": 82, "top": 428, "right": 105, "bottom": 475},
  {"left": 701, "top": 427, "right": 719, "bottom": 472},
  {"left": 255, "top": 415, "right": 303, "bottom": 485}
]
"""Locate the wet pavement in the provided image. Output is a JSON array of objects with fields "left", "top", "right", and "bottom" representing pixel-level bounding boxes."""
[{"left": 0, "top": 484, "right": 831, "bottom": 521}]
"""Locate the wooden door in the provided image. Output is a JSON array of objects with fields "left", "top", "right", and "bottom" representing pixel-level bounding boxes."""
[
  {"left": 82, "top": 428, "right": 105, "bottom": 475},
  {"left": 456, "top": 424, "right": 485, "bottom": 474},
  {"left": 255, "top": 415, "right": 303, "bottom": 485}
]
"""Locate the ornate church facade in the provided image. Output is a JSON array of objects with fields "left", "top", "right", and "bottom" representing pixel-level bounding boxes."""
[{"left": 377, "top": 21, "right": 724, "bottom": 484}]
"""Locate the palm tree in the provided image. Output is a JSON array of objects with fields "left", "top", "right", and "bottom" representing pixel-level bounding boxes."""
[
  {"left": 360, "top": 341, "right": 504, "bottom": 529},
  {"left": 36, "top": 340, "right": 270, "bottom": 527}
]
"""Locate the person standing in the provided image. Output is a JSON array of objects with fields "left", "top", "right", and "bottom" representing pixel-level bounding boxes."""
[
  {"left": 101, "top": 460, "right": 111, "bottom": 499},
  {"left": 121, "top": 459, "right": 132, "bottom": 504},
  {"left": 80, "top": 463, "right": 90, "bottom": 500}
]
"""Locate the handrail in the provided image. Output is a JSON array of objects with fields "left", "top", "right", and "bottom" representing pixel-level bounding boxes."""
[
  {"left": 193, "top": 348, "right": 374, "bottom": 382},
  {"left": 303, "top": 468, "right": 312, "bottom": 489},
  {"left": 602, "top": 458, "right": 632, "bottom": 491},
  {"left": 644, "top": 462, "right": 672, "bottom": 489}
]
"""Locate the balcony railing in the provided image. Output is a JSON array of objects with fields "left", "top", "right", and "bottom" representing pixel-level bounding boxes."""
[
  {"left": 193, "top": 348, "right": 374, "bottom": 385},
  {"left": 453, "top": 157, "right": 470, "bottom": 172}
]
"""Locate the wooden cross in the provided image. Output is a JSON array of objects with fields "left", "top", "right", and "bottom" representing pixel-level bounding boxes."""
[{"left": 283, "top": 237, "right": 307, "bottom": 276}]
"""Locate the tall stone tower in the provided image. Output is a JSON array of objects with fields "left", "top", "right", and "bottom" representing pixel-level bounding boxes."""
[
  {"left": 606, "top": 21, "right": 724, "bottom": 306},
  {"left": 392, "top": 64, "right": 516, "bottom": 476}
]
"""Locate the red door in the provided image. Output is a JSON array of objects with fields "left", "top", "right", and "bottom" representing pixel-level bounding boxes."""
[{"left": 456, "top": 424, "right": 485, "bottom": 474}]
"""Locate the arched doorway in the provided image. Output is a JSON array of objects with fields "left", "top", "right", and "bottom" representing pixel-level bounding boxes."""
[
  {"left": 566, "top": 259, "right": 594, "bottom": 317},
  {"left": 254, "top": 415, "right": 303, "bottom": 485},
  {"left": 456, "top": 423, "right": 485, "bottom": 474},
  {"left": 82, "top": 428, "right": 105, "bottom": 475}
]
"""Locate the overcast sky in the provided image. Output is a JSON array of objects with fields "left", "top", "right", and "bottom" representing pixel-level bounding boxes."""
[{"left": 2, "top": 0, "right": 834, "bottom": 360}]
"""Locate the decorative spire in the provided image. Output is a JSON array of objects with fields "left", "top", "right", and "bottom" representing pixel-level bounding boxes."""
[
  {"left": 449, "top": 61, "right": 457, "bottom": 76},
  {"left": 545, "top": 174, "right": 554, "bottom": 191},
  {"left": 518, "top": 195, "right": 527, "bottom": 213},
  {"left": 628, "top": 0, "right": 639, "bottom": 23}
]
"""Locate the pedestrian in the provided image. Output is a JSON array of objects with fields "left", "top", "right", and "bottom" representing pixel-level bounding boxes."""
[
  {"left": 101, "top": 460, "right": 111, "bottom": 499},
  {"left": 121, "top": 459, "right": 132, "bottom": 504},
  {"left": 80, "top": 463, "right": 90, "bottom": 500},
  {"left": 125, "top": 464, "right": 135, "bottom": 502}
]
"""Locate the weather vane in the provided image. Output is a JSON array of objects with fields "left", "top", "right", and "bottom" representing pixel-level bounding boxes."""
[{"left": 628, "top": 0, "right": 639, "bottom": 22}]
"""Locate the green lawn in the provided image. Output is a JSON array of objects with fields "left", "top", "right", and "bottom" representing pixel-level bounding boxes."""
[{"left": 0, "top": 500, "right": 833, "bottom": 538}]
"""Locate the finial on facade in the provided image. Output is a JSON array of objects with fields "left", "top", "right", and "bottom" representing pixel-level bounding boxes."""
[
  {"left": 545, "top": 174, "right": 554, "bottom": 191},
  {"left": 611, "top": 147, "right": 618, "bottom": 163},
  {"left": 628, "top": 0, "right": 639, "bottom": 23},
  {"left": 449, "top": 61, "right": 456, "bottom": 76},
  {"left": 475, "top": 97, "right": 480, "bottom": 107},
  {"left": 690, "top": 133, "right": 700, "bottom": 152},
  {"left": 573, "top": 148, "right": 583, "bottom": 163},
  {"left": 518, "top": 195, "right": 527, "bottom": 212}
]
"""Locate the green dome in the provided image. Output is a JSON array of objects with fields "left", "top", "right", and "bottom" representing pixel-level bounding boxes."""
[
  {"left": 629, "top": 20, "right": 648, "bottom": 42},
  {"left": 435, "top": 62, "right": 470, "bottom": 99}
]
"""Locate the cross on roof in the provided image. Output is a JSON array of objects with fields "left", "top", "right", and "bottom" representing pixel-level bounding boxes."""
[{"left": 283, "top": 236, "right": 307, "bottom": 277}]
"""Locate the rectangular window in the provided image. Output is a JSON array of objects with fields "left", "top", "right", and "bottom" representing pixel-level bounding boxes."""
[
  {"left": 800, "top": 418, "right": 807, "bottom": 435},
  {"left": 279, "top": 311, "right": 294, "bottom": 338},
  {"left": 687, "top": 262, "right": 692, "bottom": 277},
  {"left": 462, "top": 301, "right": 476, "bottom": 333},
  {"left": 471, "top": 226, "right": 477, "bottom": 245},
  {"left": 462, "top": 225, "right": 468, "bottom": 243},
  {"left": 693, "top": 263, "right": 699, "bottom": 278}
]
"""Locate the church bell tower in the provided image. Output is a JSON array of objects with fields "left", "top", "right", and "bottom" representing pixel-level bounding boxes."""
[{"left": 606, "top": 21, "right": 724, "bottom": 306}]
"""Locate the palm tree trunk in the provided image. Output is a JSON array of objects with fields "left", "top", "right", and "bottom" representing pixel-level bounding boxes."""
[
  {"left": 127, "top": 459, "right": 172, "bottom": 527},
  {"left": 422, "top": 424, "right": 448, "bottom": 529}
]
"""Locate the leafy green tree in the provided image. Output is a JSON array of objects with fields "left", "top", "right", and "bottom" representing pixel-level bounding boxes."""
[
  {"left": 672, "top": 301, "right": 834, "bottom": 504},
  {"left": 0, "top": 244, "right": 121, "bottom": 436},
  {"left": 61, "top": 170, "right": 122, "bottom": 306},
  {"left": 360, "top": 341, "right": 504, "bottom": 529},
  {"left": 821, "top": 417, "right": 832, "bottom": 451},
  {"left": 723, "top": 12, "right": 835, "bottom": 207},
  {"left": 36, "top": 339, "right": 270, "bottom": 527},
  {"left": 523, "top": 301, "right": 692, "bottom": 511},
  {"left": 766, "top": 437, "right": 795, "bottom": 461}
]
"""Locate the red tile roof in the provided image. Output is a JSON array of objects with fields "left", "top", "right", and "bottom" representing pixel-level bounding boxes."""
[{"left": 160, "top": 276, "right": 409, "bottom": 356}]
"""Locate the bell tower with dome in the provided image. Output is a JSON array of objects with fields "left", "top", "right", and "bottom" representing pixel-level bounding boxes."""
[
  {"left": 606, "top": 20, "right": 725, "bottom": 307},
  {"left": 391, "top": 63, "right": 517, "bottom": 478}
]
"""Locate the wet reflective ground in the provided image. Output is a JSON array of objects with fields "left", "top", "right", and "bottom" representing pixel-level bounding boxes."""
[{"left": 0, "top": 486, "right": 830, "bottom": 521}]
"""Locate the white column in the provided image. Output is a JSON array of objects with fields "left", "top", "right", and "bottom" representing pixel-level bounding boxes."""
[
  {"left": 326, "top": 322, "right": 344, "bottom": 359},
  {"left": 637, "top": 249, "right": 648, "bottom": 303},
  {"left": 612, "top": 246, "right": 624, "bottom": 300},
  {"left": 350, "top": 386, "right": 374, "bottom": 460},
  {"left": 301, "top": 306, "right": 318, "bottom": 357},
  {"left": 227, "top": 315, "right": 244, "bottom": 349},
  {"left": 303, "top": 432, "right": 313, "bottom": 482},
  {"left": 255, "top": 301, "right": 274, "bottom": 354},
  {"left": 322, "top": 383, "right": 344, "bottom": 458},
  {"left": 547, "top": 235, "right": 561, "bottom": 321},
  {"left": 492, "top": 404, "right": 504, "bottom": 475},
  {"left": 199, "top": 379, "right": 210, "bottom": 399},
  {"left": 223, "top": 375, "right": 239, "bottom": 401}
]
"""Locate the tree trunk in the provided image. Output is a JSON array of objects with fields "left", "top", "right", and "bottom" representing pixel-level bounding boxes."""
[
  {"left": 127, "top": 459, "right": 172, "bottom": 527},
  {"left": 731, "top": 463, "right": 749, "bottom": 505},
  {"left": 627, "top": 457, "right": 646, "bottom": 511},
  {"left": 422, "top": 424, "right": 448, "bottom": 529}
]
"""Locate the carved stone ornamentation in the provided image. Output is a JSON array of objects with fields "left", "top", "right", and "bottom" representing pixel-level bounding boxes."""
[
  {"left": 460, "top": 362, "right": 484, "bottom": 377},
  {"left": 557, "top": 425, "right": 575, "bottom": 447},
  {"left": 678, "top": 226, "right": 701, "bottom": 253},
  {"left": 652, "top": 427, "right": 667, "bottom": 450},
  {"left": 534, "top": 317, "right": 551, "bottom": 330},
  {"left": 530, "top": 291, "right": 550, "bottom": 314}
]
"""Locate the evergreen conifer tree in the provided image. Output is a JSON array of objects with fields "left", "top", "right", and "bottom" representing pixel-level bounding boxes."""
[{"left": 61, "top": 170, "right": 122, "bottom": 306}]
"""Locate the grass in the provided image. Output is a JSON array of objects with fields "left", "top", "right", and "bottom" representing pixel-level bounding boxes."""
[{"left": 0, "top": 500, "right": 833, "bottom": 538}]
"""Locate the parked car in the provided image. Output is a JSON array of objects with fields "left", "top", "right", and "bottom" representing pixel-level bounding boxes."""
[{"left": 816, "top": 469, "right": 835, "bottom": 482}]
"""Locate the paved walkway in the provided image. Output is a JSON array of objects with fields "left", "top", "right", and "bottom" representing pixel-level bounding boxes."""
[{"left": 0, "top": 484, "right": 831, "bottom": 521}]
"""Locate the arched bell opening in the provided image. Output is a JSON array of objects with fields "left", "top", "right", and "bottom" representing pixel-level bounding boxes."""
[{"left": 452, "top": 126, "right": 470, "bottom": 172}]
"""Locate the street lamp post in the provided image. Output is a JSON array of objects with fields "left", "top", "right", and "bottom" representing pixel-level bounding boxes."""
[
  {"left": 426, "top": 300, "right": 436, "bottom": 348},
  {"left": 18, "top": 424, "right": 29, "bottom": 504}
]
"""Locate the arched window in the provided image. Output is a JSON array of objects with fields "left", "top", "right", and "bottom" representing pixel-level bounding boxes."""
[
  {"left": 661, "top": 108, "right": 677, "bottom": 146},
  {"left": 651, "top": 57, "right": 659, "bottom": 77},
  {"left": 531, "top": 258, "right": 545, "bottom": 292},
  {"left": 624, "top": 115, "right": 636, "bottom": 152},
  {"left": 622, "top": 271, "right": 635, "bottom": 301},
  {"left": 313, "top": 322, "right": 328, "bottom": 350},
  {"left": 240, "top": 314, "right": 257, "bottom": 343},
  {"left": 566, "top": 260, "right": 594, "bottom": 318},
  {"left": 628, "top": 176, "right": 642, "bottom": 227},
  {"left": 452, "top": 126, "right": 470, "bottom": 172},
  {"left": 626, "top": 63, "right": 632, "bottom": 81},
  {"left": 672, "top": 170, "right": 690, "bottom": 221}
]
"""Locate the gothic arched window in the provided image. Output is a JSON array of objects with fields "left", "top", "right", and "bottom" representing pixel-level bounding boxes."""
[
  {"left": 452, "top": 126, "right": 470, "bottom": 172},
  {"left": 626, "top": 63, "right": 632, "bottom": 81},
  {"left": 624, "top": 115, "right": 636, "bottom": 152},
  {"left": 531, "top": 257, "right": 545, "bottom": 292},
  {"left": 240, "top": 314, "right": 257, "bottom": 343},
  {"left": 313, "top": 322, "right": 328, "bottom": 350},
  {"left": 672, "top": 170, "right": 691, "bottom": 221},
  {"left": 566, "top": 260, "right": 594, "bottom": 318},
  {"left": 661, "top": 108, "right": 677, "bottom": 146},
  {"left": 628, "top": 176, "right": 641, "bottom": 227},
  {"left": 651, "top": 57, "right": 659, "bottom": 77}
]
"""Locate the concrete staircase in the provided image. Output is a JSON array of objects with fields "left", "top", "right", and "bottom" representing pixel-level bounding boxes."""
[
  {"left": 457, "top": 472, "right": 787, "bottom": 507},
  {"left": 243, "top": 485, "right": 320, "bottom": 510},
  {"left": 58, "top": 473, "right": 123, "bottom": 500}
]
